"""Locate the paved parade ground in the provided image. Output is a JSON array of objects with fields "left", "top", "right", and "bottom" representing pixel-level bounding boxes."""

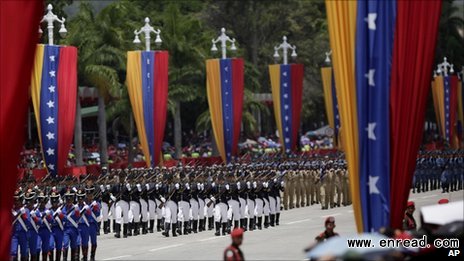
[{"left": 96, "top": 190, "right": 463, "bottom": 260}]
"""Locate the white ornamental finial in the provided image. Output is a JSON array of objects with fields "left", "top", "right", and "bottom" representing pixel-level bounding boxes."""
[
  {"left": 133, "top": 17, "right": 162, "bottom": 51},
  {"left": 273, "top": 36, "right": 297, "bottom": 65},
  {"left": 211, "top": 27, "right": 237, "bottom": 59},
  {"left": 436, "top": 57, "right": 454, "bottom": 77},
  {"left": 39, "top": 4, "right": 67, "bottom": 45}
]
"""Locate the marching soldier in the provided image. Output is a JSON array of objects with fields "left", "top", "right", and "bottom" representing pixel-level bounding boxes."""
[
  {"left": 226, "top": 173, "right": 241, "bottom": 231},
  {"left": 25, "top": 190, "right": 41, "bottom": 261},
  {"left": 36, "top": 192, "right": 53, "bottom": 261},
  {"left": 161, "top": 173, "right": 179, "bottom": 237},
  {"left": 50, "top": 192, "right": 64, "bottom": 261},
  {"left": 11, "top": 190, "right": 28, "bottom": 261},
  {"left": 85, "top": 186, "right": 100, "bottom": 261},
  {"left": 77, "top": 189, "right": 91, "bottom": 261},
  {"left": 62, "top": 189, "right": 80, "bottom": 261}
]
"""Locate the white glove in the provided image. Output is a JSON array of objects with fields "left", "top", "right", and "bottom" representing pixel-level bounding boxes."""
[
  {"left": 106, "top": 185, "right": 111, "bottom": 190},
  {"left": 136, "top": 184, "right": 142, "bottom": 192},
  {"left": 237, "top": 182, "right": 241, "bottom": 190},
  {"left": 197, "top": 183, "right": 201, "bottom": 190},
  {"left": 161, "top": 197, "right": 166, "bottom": 203},
  {"left": 31, "top": 211, "right": 36, "bottom": 218},
  {"left": 155, "top": 184, "right": 160, "bottom": 190},
  {"left": 246, "top": 181, "right": 251, "bottom": 189},
  {"left": 264, "top": 182, "right": 268, "bottom": 188},
  {"left": 56, "top": 209, "right": 62, "bottom": 215},
  {"left": 253, "top": 181, "right": 257, "bottom": 188},
  {"left": 20, "top": 207, "right": 26, "bottom": 214},
  {"left": 185, "top": 183, "right": 190, "bottom": 190},
  {"left": 225, "top": 184, "right": 230, "bottom": 190},
  {"left": 212, "top": 182, "right": 216, "bottom": 187},
  {"left": 281, "top": 181, "right": 285, "bottom": 187},
  {"left": 34, "top": 185, "right": 39, "bottom": 190},
  {"left": 274, "top": 178, "right": 277, "bottom": 183},
  {"left": 126, "top": 184, "right": 131, "bottom": 191},
  {"left": 175, "top": 183, "right": 180, "bottom": 190},
  {"left": 72, "top": 187, "right": 77, "bottom": 192},
  {"left": 52, "top": 186, "right": 57, "bottom": 191},
  {"left": 200, "top": 183, "right": 204, "bottom": 190},
  {"left": 45, "top": 210, "right": 51, "bottom": 216},
  {"left": 210, "top": 197, "right": 216, "bottom": 202},
  {"left": 84, "top": 205, "right": 90, "bottom": 211},
  {"left": 146, "top": 184, "right": 150, "bottom": 190},
  {"left": 110, "top": 195, "right": 116, "bottom": 201},
  {"left": 100, "top": 185, "right": 105, "bottom": 192}
]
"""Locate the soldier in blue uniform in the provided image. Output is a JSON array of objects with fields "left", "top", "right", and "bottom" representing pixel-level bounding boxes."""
[
  {"left": 85, "top": 186, "right": 100, "bottom": 261},
  {"left": 62, "top": 190, "right": 80, "bottom": 261},
  {"left": 49, "top": 192, "right": 64, "bottom": 261},
  {"left": 77, "top": 189, "right": 91, "bottom": 261},
  {"left": 25, "top": 190, "right": 41, "bottom": 261},
  {"left": 11, "top": 190, "right": 29, "bottom": 261},
  {"left": 36, "top": 192, "right": 53, "bottom": 261}
]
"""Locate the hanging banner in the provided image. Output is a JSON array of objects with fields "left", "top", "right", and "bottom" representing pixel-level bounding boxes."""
[
  {"left": 326, "top": 0, "right": 442, "bottom": 231},
  {"left": 321, "top": 67, "right": 341, "bottom": 147},
  {"left": 126, "top": 51, "right": 169, "bottom": 167},
  {"left": 269, "top": 64, "right": 304, "bottom": 153},
  {"left": 206, "top": 58, "right": 244, "bottom": 163},
  {"left": 31, "top": 44, "right": 78, "bottom": 177},
  {"left": 432, "top": 75, "right": 459, "bottom": 147}
]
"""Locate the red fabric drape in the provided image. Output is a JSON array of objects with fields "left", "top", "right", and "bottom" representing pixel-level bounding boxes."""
[
  {"left": 57, "top": 47, "right": 78, "bottom": 174},
  {"left": 389, "top": 0, "right": 442, "bottom": 229},
  {"left": 0, "top": 1, "right": 43, "bottom": 259},
  {"left": 153, "top": 51, "right": 169, "bottom": 166},
  {"left": 291, "top": 64, "right": 304, "bottom": 151},
  {"left": 231, "top": 59, "right": 244, "bottom": 157}
]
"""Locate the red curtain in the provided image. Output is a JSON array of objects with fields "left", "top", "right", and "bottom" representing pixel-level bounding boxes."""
[
  {"left": 0, "top": 1, "right": 43, "bottom": 259},
  {"left": 389, "top": 0, "right": 442, "bottom": 229},
  {"left": 153, "top": 51, "right": 169, "bottom": 166},
  {"left": 57, "top": 47, "right": 78, "bottom": 174}
]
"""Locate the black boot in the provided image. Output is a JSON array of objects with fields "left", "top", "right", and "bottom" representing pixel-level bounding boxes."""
[
  {"left": 208, "top": 217, "right": 214, "bottom": 230},
  {"left": 97, "top": 222, "right": 101, "bottom": 236},
  {"left": 114, "top": 223, "right": 121, "bottom": 238},
  {"left": 76, "top": 247, "right": 80, "bottom": 261},
  {"left": 112, "top": 220, "right": 116, "bottom": 232},
  {"left": 249, "top": 218, "right": 254, "bottom": 231},
  {"left": 127, "top": 223, "right": 133, "bottom": 236},
  {"left": 240, "top": 219, "right": 246, "bottom": 230},
  {"left": 157, "top": 219, "right": 162, "bottom": 232},
  {"left": 70, "top": 248, "right": 77, "bottom": 261},
  {"left": 270, "top": 214, "right": 275, "bottom": 227},
  {"left": 177, "top": 221, "right": 183, "bottom": 235},
  {"left": 104, "top": 221, "right": 109, "bottom": 234},
  {"left": 276, "top": 213, "right": 280, "bottom": 226},
  {"left": 227, "top": 220, "right": 232, "bottom": 234},
  {"left": 42, "top": 251, "right": 48, "bottom": 261},
  {"left": 62, "top": 249, "right": 68, "bottom": 261},
  {"left": 222, "top": 222, "right": 227, "bottom": 236},
  {"left": 192, "top": 220, "right": 198, "bottom": 233},
  {"left": 161, "top": 218, "right": 165, "bottom": 230},
  {"left": 215, "top": 222, "right": 221, "bottom": 236},
  {"left": 203, "top": 217, "right": 207, "bottom": 231},
  {"left": 134, "top": 222, "right": 140, "bottom": 236},
  {"left": 257, "top": 217, "right": 262, "bottom": 230},
  {"left": 55, "top": 250, "right": 62, "bottom": 261},
  {"left": 148, "top": 220, "right": 154, "bottom": 233},
  {"left": 123, "top": 224, "right": 128, "bottom": 238},
  {"left": 81, "top": 246, "right": 88, "bottom": 261},
  {"left": 199, "top": 219, "right": 204, "bottom": 232},
  {"left": 234, "top": 220, "right": 239, "bottom": 230},
  {"left": 172, "top": 223, "right": 178, "bottom": 237},
  {"left": 162, "top": 223, "right": 170, "bottom": 237},
  {"left": 264, "top": 216, "right": 269, "bottom": 228},
  {"left": 142, "top": 221, "right": 148, "bottom": 234},
  {"left": 90, "top": 245, "right": 96, "bottom": 261}
]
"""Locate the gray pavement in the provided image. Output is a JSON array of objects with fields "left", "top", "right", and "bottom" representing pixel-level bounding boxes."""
[{"left": 96, "top": 190, "right": 463, "bottom": 260}]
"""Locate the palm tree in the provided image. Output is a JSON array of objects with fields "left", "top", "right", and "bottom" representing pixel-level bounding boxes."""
[{"left": 65, "top": 1, "right": 129, "bottom": 167}]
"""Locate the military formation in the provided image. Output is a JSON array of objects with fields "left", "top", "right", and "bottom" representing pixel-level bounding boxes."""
[
  {"left": 413, "top": 150, "right": 464, "bottom": 194},
  {"left": 10, "top": 153, "right": 357, "bottom": 261}
]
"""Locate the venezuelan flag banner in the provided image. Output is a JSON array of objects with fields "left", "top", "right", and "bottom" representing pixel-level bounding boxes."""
[
  {"left": 458, "top": 78, "right": 463, "bottom": 147},
  {"left": 126, "top": 51, "right": 168, "bottom": 167},
  {"left": 321, "top": 67, "right": 341, "bottom": 147},
  {"left": 432, "top": 75, "right": 460, "bottom": 147},
  {"left": 269, "top": 64, "right": 304, "bottom": 153},
  {"left": 206, "top": 58, "right": 244, "bottom": 163},
  {"left": 31, "top": 44, "right": 78, "bottom": 177},
  {"left": 326, "top": 0, "right": 441, "bottom": 232}
]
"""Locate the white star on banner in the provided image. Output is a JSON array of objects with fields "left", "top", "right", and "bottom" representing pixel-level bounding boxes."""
[
  {"left": 365, "top": 69, "right": 375, "bottom": 86},
  {"left": 146, "top": 59, "right": 150, "bottom": 64},
  {"left": 47, "top": 100, "right": 54, "bottom": 108},
  {"left": 225, "top": 92, "right": 229, "bottom": 95},
  {"left": 49, "top": 56, "right": 55, "bottom": 62},
  {"left": 283, "top": 94, "right": 288, "bottom": 99},
  {"left": 225, "top": 67, "right": 228, "bottom": 72},
  {"left": 48, "top": 164, "right": 55, "bottom": 170},
  {"left": 283, "top": 83, "right": 288, "bottom": 87},
  {"left": 365, "top": 13, "right": 377, "bottom": 30},
  {"left": 285, "top": 127, "right": 289, "bottom": 132},
  {"left": 285, "top": 138, "right": 290, "bottom": 143},
  {"left": 283, "top": 72, "right": 287, "bottom": 77},
  {"left": 49, "top": 71, "right": 56, "bottom": 77},
  {"left": 46, "top": 116, "right": 54, "bottom": 124},
  {"left": 284, "top": 105, "right": 289, "bottom": 110},
  {"left": 225, "top": 79, "right": 228, "bottom": 83},
  {"left": 284, "top": 116, "right": 289, "bottom": 121},
  {"left": 147, "top": 73, "right": 150, "bottom": 78},
  {"left": 46, "top": 148, "right": 55, "bottom": 156},
  {"left": 46, "top": 132, "right": 55, "bottom": 140},
  {"left": 369, "top": 175, "right": 380, "bottom": 194},
  {"left": 366, "top": 122, "right": 377, "bottom": 140},
  {"left": 48, "top": 85, "right": 55, "bottom": 93}
]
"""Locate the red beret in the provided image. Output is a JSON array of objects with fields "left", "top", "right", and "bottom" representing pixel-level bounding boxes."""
[
  {"left": 407, "top": 201, "right": 415, "bottom": 208},
  {"left": 438, "top": 198, "right": 449, "bottom": 204},
  {"left": 231, "top": 228, "right": 244, "bottom": 238}
]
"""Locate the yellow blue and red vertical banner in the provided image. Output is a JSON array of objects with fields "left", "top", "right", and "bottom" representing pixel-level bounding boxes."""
[
  {"left": 432, "top": 75, "right": 460, "bottom": 147},
  {"left": 321, "top": 67, "right": 341, "bottom": 147},
  {"left": 326, "top": 0, "right": 442, "bottom": 231},
  {"left": 126, "top": 51, "right": 169, "bottom": 167},
  {"left": 269, "top": 64, "right": 304, "bottom": 153},
  {"left": 206, "top": 58, "right": 244, "bottom": 163},
  {"left": 458, "top": 77, "right": 463, "bottom": 147},
  {"left": 31, "top": 44, "right": 78, "bottom": 177}
]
